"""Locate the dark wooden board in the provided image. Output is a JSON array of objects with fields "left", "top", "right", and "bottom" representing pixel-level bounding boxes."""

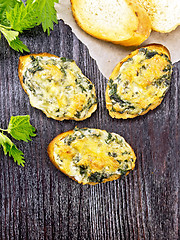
[{"left": 0, "top": 20, "right": 179, "bottom": 240}]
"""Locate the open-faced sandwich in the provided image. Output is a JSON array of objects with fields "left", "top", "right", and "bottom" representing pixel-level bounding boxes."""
[
  {"left": 48, "top": 128, "right": 136, "bottom": 185},
  {"left": 106, "top": 44, "right": 172, "bottom": 119},
  {"left": 18, "top": 53, "right": 97, "bottom": 121}
]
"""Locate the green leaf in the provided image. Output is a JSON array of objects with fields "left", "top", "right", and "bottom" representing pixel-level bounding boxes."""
[
  {"left": 0, "top": 25, "right": 29, "bottom": 52},
  {"left": 0, "top": 25, "right": 19, "bottom": 43},
  {"left": 37, "top": 0, "right": 58, "bottom": 35},
  {"left": 0, "top": 132, "right": 25, "bottom": 166},
  {"left": 0, "top": 0, "right": 59, "bottom": 52},
  {"left": 0, "top": 131, "right": 13, "bottom": 154},
  {"left": 0, "top": 0, "right": 22, "bottom": 26},
  {"left": 6, "top": 0, "right": 58, "bottom": 35},
  {"left": 10, "top": 144, "right": 25, "bottom": 166},
  {"left": 6, "top": 1, "right": 40, "bottom": 33},
  {"left": 9, "top": 37, "right": 30, "bottom": 52},
  {"left": 7, "top": 115, "right": 36, "bottom": 142}
]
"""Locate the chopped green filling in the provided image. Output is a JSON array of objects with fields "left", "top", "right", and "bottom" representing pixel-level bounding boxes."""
[
  {"left": 78, "top": 133, "right": 85, "bottom": 139},
  {"left": 141, "top": 103, "right": 152, "bottom": 113},
  {"left": 141, "top": 65, "right": 146, "bottom": 70},
  {"left": 65, "top": 136, "right": 76, "bottom": 145},
  {"left": 74, "top": 111, "right": 81, "bottom": 119},
  {"left": 60, "top": 66, "right": 66, "bottom": 75},
  {"left": 105, "top": 133, "right": 123, "bottom": 145},
  {"left": 109, "top": 83, "right": 117, "bottom": 96},
  {"left": 139, "top": 48, "right": 147, "bottom": 54},
  {"left": 122, "top": 151, "right": 130, "bottom": 156},
  {"left": 74, "top": 97, "right": 96, "bottom": 119},
  {"left": 89, "top": 84, "right": 93, "bottom": 90},
  {"left": 79, "top": 165, "right": 88, "bottom": 175},
  {"left": 163, "top": 64, "right": 172, "bottom": 72},
  {"left": 126, "top": 57, "right": 133, "bottom": 62},
  {"left": 79, "top": 84, "right": 87, "bottom": 92},
  {"left": 105, "top": 133, "right": 113, "bottom": 144},
  {"left": 153, "top": 73, "right": 171, "bottom": 87},
  {"left": 118, "top": 169, "right": 128, "bottom": 176},
  {"left": 160, "top": 53, "right": 170, "bottom": 61},
  {"left": 75, "top": 79, "right": 92, "bottom": 93},
  {"left": 88, "top": 172, "right": 108, "bottom": 183},
  {"left": 139, "top": 48, "right": 158, "bottom": 59},
  {"left": 108, "top": 152, "right": 117, "bottom": 157},
  {"left": 92, "top": 133, "right": 101, "bottom": 138},
  {"left": 108, "top": 79, "right": 135, "bottom": 110},
  {"left": 73, "top": 155, "right": 80, "bottom": 163},
  {"left": 60, "top": 57, "right": 74, "bottom": 62},
  {"left": 29, "top": 56, "right": 44, "bottom": 74},
  {"left": 86, "top": 97, "right": 96, "bottom": 110},
  {"left": 145, "top": 51, "right": 158, "bottom": 59}
]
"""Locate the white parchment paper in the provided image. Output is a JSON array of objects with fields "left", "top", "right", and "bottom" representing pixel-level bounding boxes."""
[{"left": 55, "top": 0, "right": 180, "bottom": 78}]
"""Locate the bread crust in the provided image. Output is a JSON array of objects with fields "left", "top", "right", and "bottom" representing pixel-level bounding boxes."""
[
  {"left": 71, "top": 0, "right": 151, "bottom": 46},
  {"left": 136, "top": 0, "right": 180, "bottom": 33},
  {"left": 47, "top": 129, "right": 135, "bottom": 185},
  {"left": 106, "top": 44, "right": 171, "bottom": 119},
  {"left": 18, "top": 53, "right": 97, "bottom": 121},
  {"left": 18, "top": 53, "right": 59, "bottom": 95},
  {"left": 112, "top": 0, "right": 151, "bottom": 46},
  {"left": 47, "top": 130, "right": 73, "bottom": 171}
]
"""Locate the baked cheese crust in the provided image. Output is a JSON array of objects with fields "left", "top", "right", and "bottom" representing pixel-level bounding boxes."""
[
  {"left": 48, "top": 128, "right": 136, "bottom": 185},
  {"left": 106, "top": 44, "right": 172, "bottom": 119},
  {"left": 18, "top": 53, "right": 97, "bottom": 121}
]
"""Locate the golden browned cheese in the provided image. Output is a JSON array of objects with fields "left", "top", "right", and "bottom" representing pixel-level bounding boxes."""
[
  {"left": 48, "top": 128, "right": 136, "bottom": 185},
  {"left": 18, "top": 53, "right": 97, "bottom": 121},
  {"left": 106, "top": 44, "right": 172, "bottom": 119}
]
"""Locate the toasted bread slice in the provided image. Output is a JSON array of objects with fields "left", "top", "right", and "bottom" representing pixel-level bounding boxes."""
[
  {"left": 106, "top": 44, "right": 172, "bottom": 119},
  {"left": 18, "top": 53, "right": 97, "bottom": 121},
  {"left": 136, "top": 0, "right": 180, "bottom": 32},
  {"left": 71, "top": 0, "right": 151, "bottom": 46},
  {"left": 48, "top": 128, "right": 136, "bottom": 185}
]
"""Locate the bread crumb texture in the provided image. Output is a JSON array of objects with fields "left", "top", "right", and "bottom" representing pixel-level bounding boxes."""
[
  {"left": 137, "top": 0, "right": 180, "bottom": 32},
  {"left": 48, "top": 128, "right": 136, "bottom": 185}
]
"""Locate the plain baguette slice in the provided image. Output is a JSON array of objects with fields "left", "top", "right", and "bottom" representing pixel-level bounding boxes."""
[
  {"left": 71, "top": 0, "right": 151, "bottom": 46},
  {"left": 137, "top": 0, "right": 180, "bottom": 32}
]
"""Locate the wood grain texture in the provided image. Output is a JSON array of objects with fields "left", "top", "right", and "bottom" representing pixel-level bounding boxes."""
[{"left": 0, "top": 20, "right": 179, "bottom": 240}]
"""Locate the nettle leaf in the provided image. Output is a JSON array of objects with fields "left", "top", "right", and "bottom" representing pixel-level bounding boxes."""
[
  {"left": 6, "top": 0, "right": 58, "bottom": 34},
  {"left": 0, "top": 0, "right": 59, "bottom": 52},
  {"left": 10, "top": 144, "right": 25, "bottom": 166},
  {"left": 0, "top": 25, "right": 28, "bottom": 52},
  {"left": 0, "top": 25, "right": 19, "bottom": 43},
  {"left": 7, "top": 115, "right": 36, "bottom": 142},
  {"left": 6, "top": 1, "right": 40, "bottom": 33},
  {"left": 0, "top": 0, "right": 22, "bottom": 26},
  {"left": 9, "top": 37, "right": 30, "bottom": 52},
  {"left": 0, "top": 131, "right": 13, "bottom": 154},
  {"left": 0, "top": 132, "right": 25, "bottom": 166},
  {"left": 37, "top": 0, "right": 58, "bottom": 35}
]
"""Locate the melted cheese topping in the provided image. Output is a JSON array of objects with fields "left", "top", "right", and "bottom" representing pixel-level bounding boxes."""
[
  {"left": 106, "top": 47, "right": 172, "bottom": 118},
  {"left": 22, "top": 56, "right": 97, "bottom": 120},
  {"left": 53, "top": 128, "right": 136, "bottom": 184}
]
